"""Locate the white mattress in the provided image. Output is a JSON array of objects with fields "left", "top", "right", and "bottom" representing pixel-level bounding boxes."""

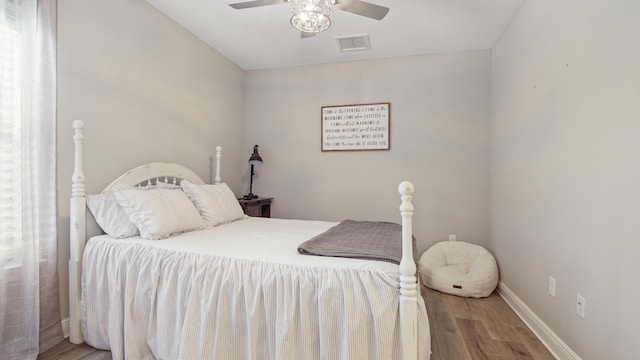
[{"left": 81, "top": 217, "right": 431, "bottom": 359}]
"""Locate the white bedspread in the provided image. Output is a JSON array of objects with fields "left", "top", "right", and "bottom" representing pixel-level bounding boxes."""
[{"left": 82, "top": 217, "right": 431, "bottom": 359}]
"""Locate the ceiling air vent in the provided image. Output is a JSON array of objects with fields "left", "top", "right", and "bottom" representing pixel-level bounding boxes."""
[{"left": 335, "top": 34, "right": 371, "bottom": 52}]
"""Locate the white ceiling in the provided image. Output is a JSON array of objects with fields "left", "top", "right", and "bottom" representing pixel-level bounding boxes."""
[{"left": 146, "top": 0, "right": 524, "bottom": 70}]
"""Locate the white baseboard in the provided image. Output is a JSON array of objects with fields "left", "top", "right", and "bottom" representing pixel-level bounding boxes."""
[
  {"left": 62, "top": 317, "right": 70, "bottom": 339},
  {"left": 497, "top": 282, "right": 582, "bottom": 360}
]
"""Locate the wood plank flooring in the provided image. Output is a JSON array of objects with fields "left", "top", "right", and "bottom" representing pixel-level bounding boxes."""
[
  {"left": 425, "top": 285, "right": 555, "bottom": 360},
  {"left": 37, "top": 340, "right": 110, "bottom": 360},
  {"left": 39, "top": 284, "right": 555, "bottom": 360}
]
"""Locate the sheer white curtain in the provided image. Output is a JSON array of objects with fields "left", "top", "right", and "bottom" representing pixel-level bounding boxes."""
[{"left": 0, "top": 0, "right": 62, "bottom": 358}]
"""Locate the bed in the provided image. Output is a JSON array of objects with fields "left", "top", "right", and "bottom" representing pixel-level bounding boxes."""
[{"left": 68, "top": 120, "right": 430, "bottom": 359}]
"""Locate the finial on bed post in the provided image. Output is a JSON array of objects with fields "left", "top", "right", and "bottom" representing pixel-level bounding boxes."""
[
  {"left": 214, "top": 146, "right": 222, "bottom": 184},
  {"left": 398, "top": 181, "right": 418, "bottom": 360},
  {"left": 69, "top": 120, "right": 87, "bottom": 344}
]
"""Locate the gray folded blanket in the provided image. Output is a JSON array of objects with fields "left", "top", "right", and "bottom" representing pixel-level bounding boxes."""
[{"left": 298, "top": 220, "right": 415, "bottom": 265}]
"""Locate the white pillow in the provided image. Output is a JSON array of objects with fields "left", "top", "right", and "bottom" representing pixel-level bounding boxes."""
[
  {"left": 114, "top": 187, "right": 206, "bottom": 240},
  {"left": 181, "top": 180, "right": 245, "bottom": 227},
  {"left": 87, "top": 194, "right": 139, "bottom": 238}
]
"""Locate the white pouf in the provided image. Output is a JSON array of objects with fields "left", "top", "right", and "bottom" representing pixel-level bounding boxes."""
[{"left": 419, "top": 241, "right": 499, "bottom": 298}]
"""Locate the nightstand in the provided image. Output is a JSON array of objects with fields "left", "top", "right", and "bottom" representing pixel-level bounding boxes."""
[{"left": 238, "top": 197, "right": 273, "bottom": 218}]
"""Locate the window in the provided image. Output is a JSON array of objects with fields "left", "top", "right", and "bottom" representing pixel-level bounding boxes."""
[{"left": 0, "top": 0, "right": 61, "bottom": 355}]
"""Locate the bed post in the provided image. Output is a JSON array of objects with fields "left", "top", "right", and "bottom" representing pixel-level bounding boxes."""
[
  {"left": 214, "top": 146, "right": 222, "bottom": 184},
  {"left": 69, "top": 120, "right": 86, "bottom": 344},
  {"left": 398, "top": 181, "right": 418, "bottom": 360}
]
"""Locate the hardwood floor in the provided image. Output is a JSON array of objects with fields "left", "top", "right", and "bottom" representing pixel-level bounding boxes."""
[
  {"left": 425, "top": 285, "right": 555, "bottom": 360},
  {"left": 37, "top": 340, "right": 110, "bottom": 360},
  {"left": 39, "top": 285, "right": 555, "bottom": 360}
]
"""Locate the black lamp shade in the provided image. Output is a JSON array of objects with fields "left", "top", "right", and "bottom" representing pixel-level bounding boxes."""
[{"left": 249, "top": 145, "right": 263, "bottom": 165}]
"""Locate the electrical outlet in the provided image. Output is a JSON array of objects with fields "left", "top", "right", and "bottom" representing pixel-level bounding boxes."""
[
  {"left": 448, "top": 234, "right": 456, "bottom": 241},
  {"left": 576, "top": 294, "right": 586, "bottom": 318},
  {"left": 548, "top": 277, "right": 556, "bottom": 298}
]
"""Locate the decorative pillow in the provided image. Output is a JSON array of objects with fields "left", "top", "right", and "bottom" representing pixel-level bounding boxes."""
[
  {"left": 114, "top": 186, "right": 206, "bottom": 240},
  {"left": 181, "top": 180, "right": 246, "bottom": 227},
  {"left": 87, "top": 194, "right": 139, "bottom": 238}
]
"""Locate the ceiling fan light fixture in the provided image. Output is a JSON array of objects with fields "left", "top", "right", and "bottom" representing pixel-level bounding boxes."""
[{"left": 290, "top": 0, "right": 332, "bottom": 33}]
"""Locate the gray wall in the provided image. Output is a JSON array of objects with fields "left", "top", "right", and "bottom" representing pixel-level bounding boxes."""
[
  {"left": 243, "top": 51, "right": 492, "bottom": 255},
  {"left": 491, "top": 0, "right": 640, "bottom": 358},
  {"left": 57, "top": 0, "right": 245, "bottom": 320}
]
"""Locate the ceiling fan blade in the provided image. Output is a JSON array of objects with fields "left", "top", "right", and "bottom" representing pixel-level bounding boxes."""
[
  {"left": 339, "top": 0, "right": 389, "bottom": 20},
  {"left": 229, "top": 0, "right": 287, "bottom": 10},
  {"left": 301, "top": 32, "right": 316, "bottom": 39}
]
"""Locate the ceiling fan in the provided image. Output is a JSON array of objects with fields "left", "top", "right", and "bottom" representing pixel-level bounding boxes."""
[{"left": 229, "top": 0, "right": 389, "bottom": 38}]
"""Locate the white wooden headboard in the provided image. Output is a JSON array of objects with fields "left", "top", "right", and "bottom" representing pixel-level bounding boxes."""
[{"left": 100, "top": 162, "right": 207, "bottom": 194}]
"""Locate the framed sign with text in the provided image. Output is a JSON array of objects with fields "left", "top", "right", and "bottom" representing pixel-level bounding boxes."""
[{"left": 321, "top": 102, "right": 390, "bottom": 151}]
